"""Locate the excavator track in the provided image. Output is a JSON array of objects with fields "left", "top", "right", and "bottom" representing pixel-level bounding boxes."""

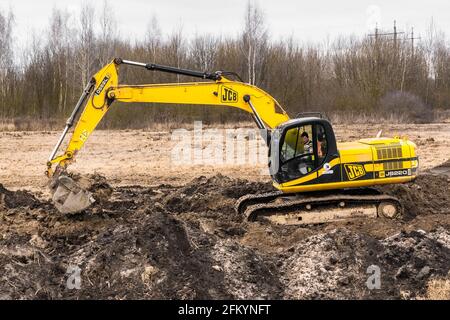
[
  {"left": 235, "top": 191, "right": 284, "bottom": 216},
  {"left": 236, "top": 189, "right": 403, "bottom": 225}
]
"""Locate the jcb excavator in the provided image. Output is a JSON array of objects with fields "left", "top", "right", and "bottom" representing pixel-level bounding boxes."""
[{"left": 47, "top": 58, "right": 419, "bottom": 225}]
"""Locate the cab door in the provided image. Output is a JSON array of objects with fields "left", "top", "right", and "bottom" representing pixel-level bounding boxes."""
[{"left": 272, "top": 119, "right": 340, "bottom": 185}]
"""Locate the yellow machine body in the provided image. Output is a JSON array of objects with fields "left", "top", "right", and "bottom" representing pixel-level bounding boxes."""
[{"left": 275, "top": 137, "right": 418, "bottom": 193}]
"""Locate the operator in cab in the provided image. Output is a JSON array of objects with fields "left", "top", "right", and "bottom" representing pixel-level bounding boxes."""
[{"left": 301, "top": 132, "right": 313, "bottom": 154}]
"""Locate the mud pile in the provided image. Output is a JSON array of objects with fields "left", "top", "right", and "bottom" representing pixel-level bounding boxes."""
[
  {"left": 378, "top": 173, "right": 450, "bottom": 218},
  {"left": 163, "top": 174, "right": 272, "bottom": 214},
  {"left": 0, "top": 170, "right": 449, "bottom": 299},
  {"left": 0, "top": 184, "right": 41, "bottom": 209},
  {"left": 281, "top": 228, "right": 450, "bottom": 299},
  {"left": 0, "top": 177, "right": 280, "bottom": 299}
]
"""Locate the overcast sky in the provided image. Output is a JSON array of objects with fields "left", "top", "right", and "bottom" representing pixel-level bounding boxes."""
[{"left": 1, "top": 0, "right": 449, "bottom": 48}]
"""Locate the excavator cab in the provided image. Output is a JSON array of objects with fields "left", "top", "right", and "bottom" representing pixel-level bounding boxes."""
[{"left": 269, "top": 117, "right": 339, "bottom": 185}]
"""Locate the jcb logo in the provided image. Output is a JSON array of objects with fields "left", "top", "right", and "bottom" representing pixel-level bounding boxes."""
[
  {"left": 221, "top": 86, "right": 238, "bottom": 103},
  {"left": 95, "top": 75, "right": 110, "bottom": 95},
  {"left": 344, "top": 164, "right": 366, "bottom": 180}
]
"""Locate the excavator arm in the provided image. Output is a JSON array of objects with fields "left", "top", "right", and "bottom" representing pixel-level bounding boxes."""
[{"left": 47, "top": 58, "right": 290, "bottom": 213}]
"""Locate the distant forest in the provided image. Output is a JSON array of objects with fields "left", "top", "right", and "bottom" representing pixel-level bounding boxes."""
[{"left": 0, "top": 2, "right": 449, "bottom": 129}]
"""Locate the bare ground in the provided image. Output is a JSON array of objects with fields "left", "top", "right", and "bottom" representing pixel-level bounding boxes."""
[
  {"left": 0, "top": 123, "right": 449, "bottom": 299},
  {"left": 1, "top": 123, "right": 449, "bottom": 191}
]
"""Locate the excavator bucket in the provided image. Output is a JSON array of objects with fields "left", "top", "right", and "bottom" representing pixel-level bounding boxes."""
[{"left": 50, "top": 175, "right": 95, "bottom": 214}]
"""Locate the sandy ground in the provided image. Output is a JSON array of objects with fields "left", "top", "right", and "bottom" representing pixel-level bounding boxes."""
[
  {"left": 0, "top": 123, "right": 449, "bottom": 299},
  {"left": 1, "top": 123, "right": 449, "bottom": 191}
]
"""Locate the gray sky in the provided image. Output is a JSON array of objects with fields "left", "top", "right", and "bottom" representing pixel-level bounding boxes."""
[{"left": 1, "top": 0, "right": 449, "bottom": 48}]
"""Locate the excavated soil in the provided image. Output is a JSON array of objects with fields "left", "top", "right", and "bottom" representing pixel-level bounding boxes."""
[{"left": 0, "top": 166, "right": 449, "bottom": 299}]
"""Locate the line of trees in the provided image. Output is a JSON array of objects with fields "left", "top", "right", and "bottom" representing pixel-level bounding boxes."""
[{"left": 0, "top": 2, "right": 449, "bottom": 129}]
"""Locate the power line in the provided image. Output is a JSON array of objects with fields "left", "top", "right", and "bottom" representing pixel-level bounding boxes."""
[
  {"left": 368, "top": 21, "right": 405, "bottom": 46},
  {"left": 368, "top": 20, "right": 421, "bottom": 53}
]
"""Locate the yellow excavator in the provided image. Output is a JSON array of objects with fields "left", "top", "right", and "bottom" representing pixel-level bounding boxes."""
[{"left": 47, "top": 58, "right": 418, "bottom": 224}]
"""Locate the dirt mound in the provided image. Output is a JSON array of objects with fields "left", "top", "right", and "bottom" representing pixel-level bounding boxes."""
[
  {"left": 0, "top": 234, "right": 65, "bottom": 299},
  {"left": 163, "top": 174, "right": 272, "bottom": 214},
  {"left": 211, "top": 239, "right": 283, "bottom": 299},
  {"left": 378, "top": 173, "right": 450, "bottom": 218},
  {"left": 0, "top": 184, "right": 41, "bottom": 209},
  {"left": 281, "top": 228, "right": 450, "bottom": 299},
  {"left": 61, "top": 212, "right": 233, "bottom": 299},
  {"left": 0, "top": 172, "right": 449, "bottom": 299},
  {"left": 428, "top": 159, "right": 450, "bottom": 178},
  {"left": 0, "top": 198, "right": 281, "bottom": 299}
]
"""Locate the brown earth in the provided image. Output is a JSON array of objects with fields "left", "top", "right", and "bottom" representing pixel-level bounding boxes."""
[
  {"left": 0, "top": 123, "right": 449, "bottom": 299},
  {"left": 0, "top": 169, "right": 449, "bottom": 299}
]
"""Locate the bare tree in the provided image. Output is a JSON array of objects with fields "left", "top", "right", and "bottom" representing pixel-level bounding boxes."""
[
  {"left": 48, "top": 8, "right": 71, "bottom": 113},
  {"left": 99, "top": 0, "right": 117, "bottom": 64},
  {"left": 190, "top": 34, "right": 218, "bottom": 71},
  {"left": 77, "top": 3, "right": 96, "bottom": 87},
  {"left": 165, "top": 26, "right": 185, "bottom": 82},
  {"left": 145, "top": 14, "right": 162, "bottom": 61},
  {"left": 241, "top": 1, "right": 268, "bottom": 85},
  {"left": 0, "top": 8, "right": 14, "bottom": 69},
  {"left": 0, "top": 8, "right": 14, "bottom": 117}
]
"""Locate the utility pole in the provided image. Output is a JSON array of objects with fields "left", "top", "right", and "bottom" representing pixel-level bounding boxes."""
[
  {"left": 393, "top": 20, "right": 397, "bottom": 46},
  {"left": 368, "top": 21, "right": 422, "bottom": 93},
  {"left": 368, "top": 20, "right": 405, "bottom": 42},
  {"left": 368, "top": 21, "right": 421, "bottom": 53}
]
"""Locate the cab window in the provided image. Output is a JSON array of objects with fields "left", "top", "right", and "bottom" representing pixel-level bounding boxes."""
[
  {"left": 281, "top": 125, "right": 313, "bottom": 162},
  {"left": 279, "top": 123, "right": 328, "bottom": 178}
]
